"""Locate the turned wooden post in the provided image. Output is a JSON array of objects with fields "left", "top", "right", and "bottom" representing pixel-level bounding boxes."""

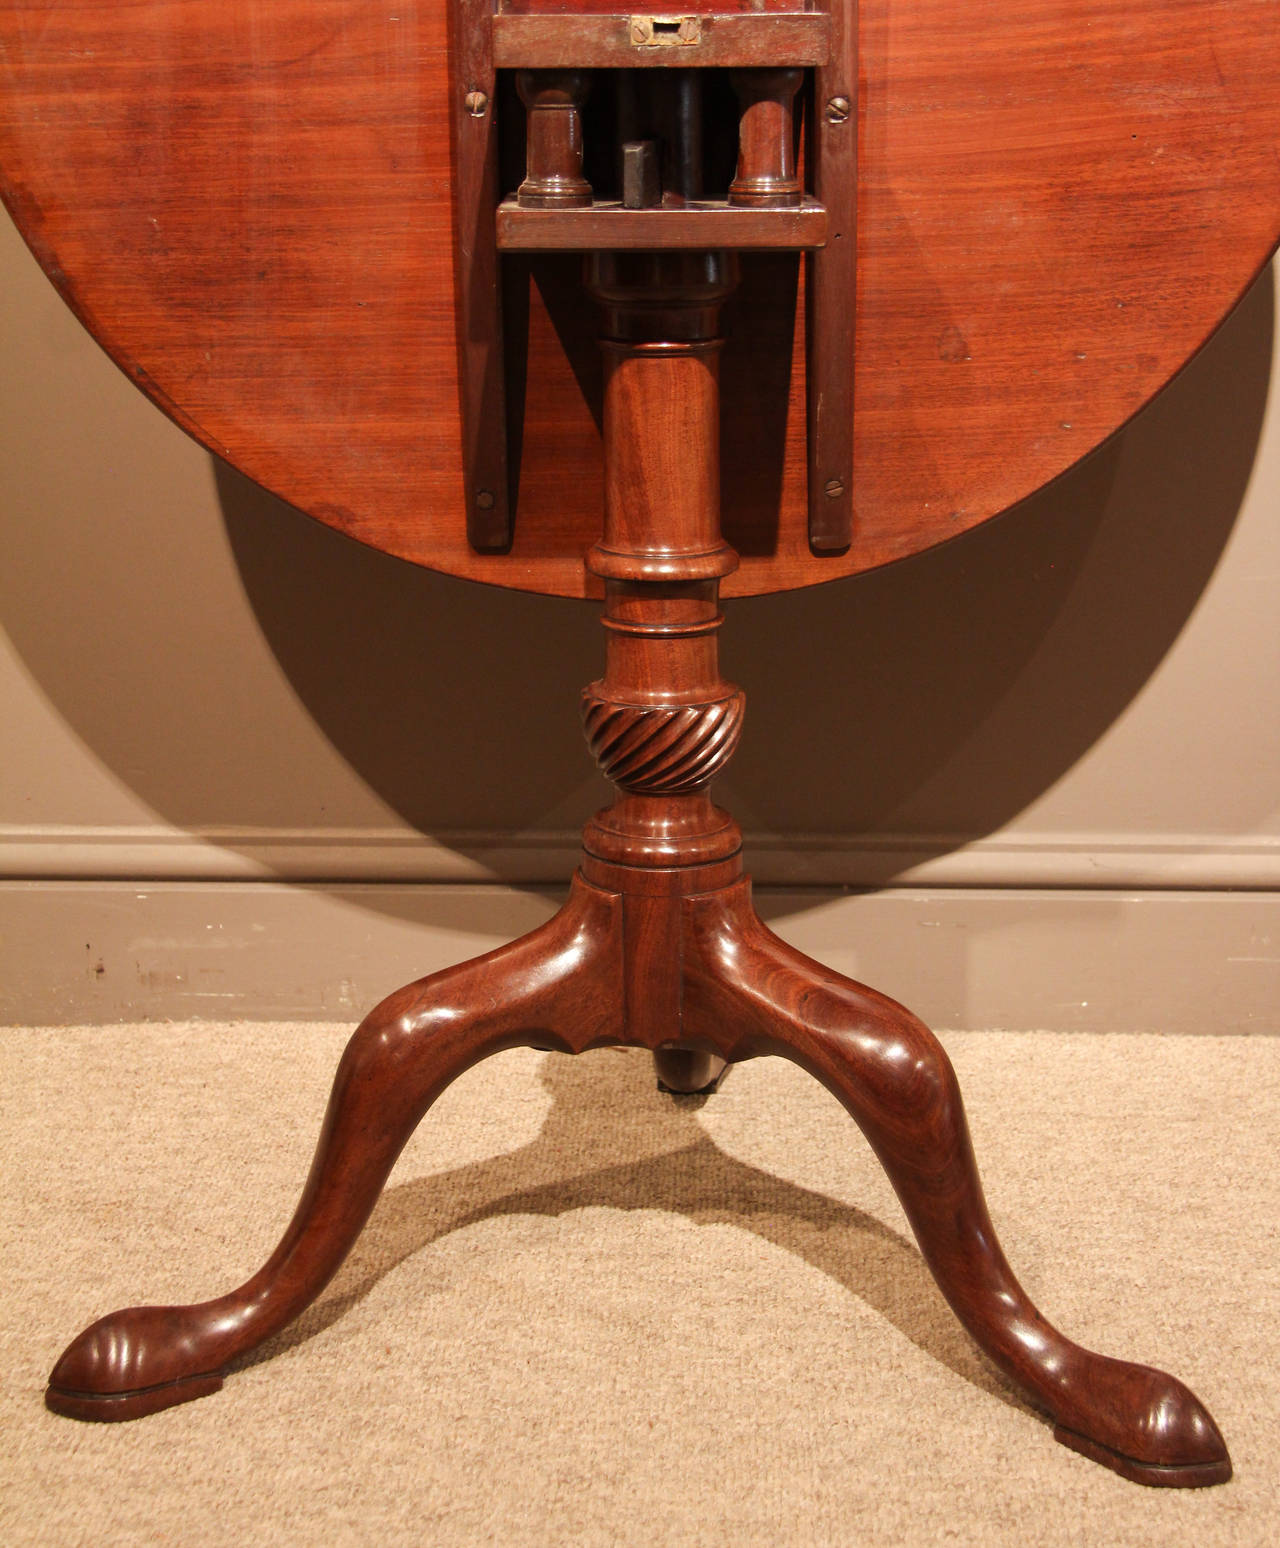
[
  {"left": 581, "top": 249, "right": 742, "bottom": 1085},
  {"left": 516, "top": 69, "right": 592, "bottom": 208},
  {"left": 580, "top": 251, "right": 743, "bottom": 886},
  {"left": 728, "top": 68, "right": 804, "bottom": 207}
]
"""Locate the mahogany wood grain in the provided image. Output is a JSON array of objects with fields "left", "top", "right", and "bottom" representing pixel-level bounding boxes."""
[
  {"left": 500, "top": 1, "right": 812, "bottom": 17},
  {"left": 45, "top": 248, "right": 1232, "bottom": 1487},
  {"left": 515, "top": 69, "right": 594, "bottom": 207},
  {"left": 47, "top": 857, "right": 1234, "bottom": 1488},
  {"left": 46, "top": 880, "right": 625, "bottom": 1422},
  {"left": 3, "top": 0, "right": 1277, "bottom": 597},
  {"left": 806, "top": 0, "right": 857, "bottom": 550},
  {"left": 728, "top": 68, "right": 805, "bottom": 207},
  {"left": 496, "top": 196, "right": 828, "bottom": 249},
  {"left": 680, "top": 885, "right": 1232, "bottom": 1488},
  {"left": 491, "top": 12, "right": 832, "bottom": 70},
  {"left": 453, "top": 0, "right": 513, "bottom": 549}
]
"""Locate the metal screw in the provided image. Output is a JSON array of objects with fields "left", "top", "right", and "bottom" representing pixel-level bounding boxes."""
[
  {"left": 476, "top": 489, "right": 496, "bottom": 510},
  {"left": 464, "top": 90, "right": 489, "bottom": 118},
  {"left": 824, "top": 478, "right": 845, "bottom": 498},
  {"left": 825, "top": 96, "right": 851, "bottom": 125}
]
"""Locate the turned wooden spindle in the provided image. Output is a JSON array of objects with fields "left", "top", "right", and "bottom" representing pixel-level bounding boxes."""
[
  {"left": 660, "top": 70, "right": 703, "bottom": 203},
  {"left": 516, "top": 68, "right": 592, "bottom": 209},
  {"left": 728, "top": 67, "right": 804, "bottom": 208},
  {"left": 581, "top": 250, "right": 743, "bottom": 889},
  {"left": 581, "top": 247, "right": 742, "bottom": 1086}
]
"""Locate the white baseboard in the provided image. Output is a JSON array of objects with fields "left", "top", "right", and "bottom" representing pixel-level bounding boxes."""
[{"left": 2, "top": 879, "right": 1276, "bottom": 1034}]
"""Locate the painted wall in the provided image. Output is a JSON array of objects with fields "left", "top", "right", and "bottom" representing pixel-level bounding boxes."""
[{"left": 2, "top": 215, "right": 1277, "bottom": 1025}]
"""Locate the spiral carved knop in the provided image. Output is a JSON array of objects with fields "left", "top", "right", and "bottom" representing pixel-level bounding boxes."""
[{"left": 581, "top": 687, "right": 745, "bottom": 794}]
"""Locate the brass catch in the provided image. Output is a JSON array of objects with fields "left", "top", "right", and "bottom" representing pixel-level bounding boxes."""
[{"left": 628, "top": 16, "right": 702, "bottom": 48}]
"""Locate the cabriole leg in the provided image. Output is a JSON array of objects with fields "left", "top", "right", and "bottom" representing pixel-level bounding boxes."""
[
  {"left": 46, "top": 880, "right": 620, "bottom": 1421},
  {"left": 683, "top": 885, "right": 1231, "bottom": 1488}
]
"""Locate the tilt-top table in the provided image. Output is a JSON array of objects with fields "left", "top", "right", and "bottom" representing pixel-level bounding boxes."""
[{"left": 3, "top": 0, "right": 1278, "bottom": 1489}]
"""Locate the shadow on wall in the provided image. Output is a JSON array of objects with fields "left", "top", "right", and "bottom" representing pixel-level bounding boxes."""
[
  {"left": 0, "top": 260, "right": 1272, "bottom": 929},
  {"left": 217, "top": 265, "right": 1275, "bottom": 865},
  {"left": 729, "top": 262, "right": 1276, "bottom": 844}
]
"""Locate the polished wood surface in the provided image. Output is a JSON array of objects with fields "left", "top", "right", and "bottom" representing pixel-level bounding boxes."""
[
  {"left": 3, "top": 0, "right": 1277, "bottom": 597},
  {"left": 43, "top": 865, "right": 1234, "bottom": 1486},
  {"left": 491, "top": 12, "right": 831, "bottom": 70},
  {"left": 44, "top": 250, "right": 1231, "bottom": 1487},
  {"left": 495, "top": 196, "right": 829, "bottom": 248},
  {"left": 47, "top": 870, "right": 1232, "bottom": 1485},
  {"left": 453, "top": 0, "right": 512, "bottom": 549},
  {"left": 807, "top": 0, "right": 858, "bottom": 550}
]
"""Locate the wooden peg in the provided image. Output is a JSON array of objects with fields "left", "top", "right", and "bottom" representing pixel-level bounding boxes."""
[
  {"left": 728, "top": 68, "right": 803, "bottom": 208},
  {"left": 516, "top": 69, "right": 593, "bottom": 209},
  {"left": 621, "top": 140, "right": 661, "bottom": 209}
]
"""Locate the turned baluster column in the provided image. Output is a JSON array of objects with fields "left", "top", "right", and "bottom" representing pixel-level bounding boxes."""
[
  {"left": 728, "top": 68, "right": 804, "bottom": 207},
  {"left": 516, "top": 69, "right": 592, "bottom": 208},
  {"left": 579, "top": 250, "right": 743, "bottom": 1081}
]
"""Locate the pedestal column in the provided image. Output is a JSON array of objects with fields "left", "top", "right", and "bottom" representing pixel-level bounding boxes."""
[
  {"left": 580, "top": 251, "right": 745, "bottom": 892},
  {"left": 579, "top": 251, "right": 743, "bottom": 1078}
]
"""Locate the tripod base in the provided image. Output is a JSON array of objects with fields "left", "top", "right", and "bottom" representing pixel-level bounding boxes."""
[
  {"left": 44, "top": 249, "right": 1231, "bottom": 1489},
  {"left": 45, "top": 870, "right": 1230, "bottom": 1488}
]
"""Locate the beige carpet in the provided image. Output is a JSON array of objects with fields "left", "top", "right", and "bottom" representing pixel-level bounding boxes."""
[{"left": 3, "top": 1023, "right": 1277, "bottom": 1547}]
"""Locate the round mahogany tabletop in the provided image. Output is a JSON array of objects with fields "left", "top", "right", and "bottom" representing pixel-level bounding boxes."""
[{"left": 2, "top": 0, "right": 1278, "bottom": 598}]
